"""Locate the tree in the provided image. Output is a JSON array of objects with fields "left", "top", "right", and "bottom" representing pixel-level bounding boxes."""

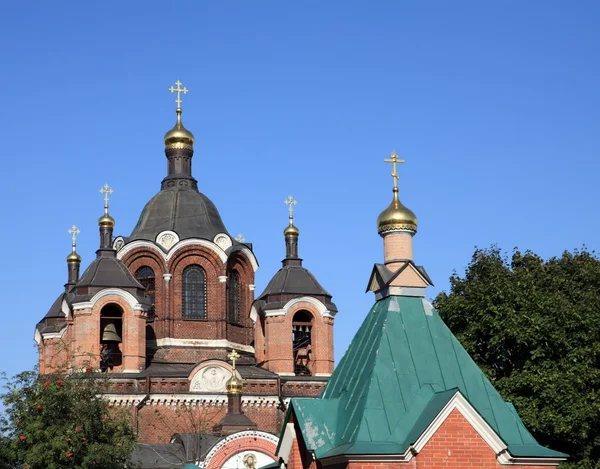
[
  {"left": 0, "top": 368, "right": 138, "bottom": 469},
  {"left": 434, "top": 246, "right": 600, "bottom": 469}
]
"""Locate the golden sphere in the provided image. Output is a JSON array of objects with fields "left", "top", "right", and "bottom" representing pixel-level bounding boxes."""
[
  {"left": 283, "top": 222, "right": 300, "bottom": 237},
  {"left": 66, "top": 251, "right": 81, "bottom": 263},
  {"left": 98, "top": 213, "right": 115, "bottom": 228},
  {"left": 226, "top": 374, "right": 243, "bottom": 395},
  {"left": 164, "top": 111, "right": 194, "bottom": 150},
  {"left": 377, "top": 189, "right": 417, "bottom": 235}
]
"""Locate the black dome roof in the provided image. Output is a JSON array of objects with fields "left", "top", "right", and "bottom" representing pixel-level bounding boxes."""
[{"left": 129, "top": 187, "right": 230, "bottom": 242}]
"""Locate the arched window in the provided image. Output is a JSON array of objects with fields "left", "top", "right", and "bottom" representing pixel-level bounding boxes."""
[
  {"left": 293, "top": 310, "right": 313, "bottom": 376},
  {"left": 135, "top": 266, "right": 155, "bottom": 317},
  {"left": 183, "top": 265, "right": 207, "bottom": 319},
  {"left": 228, "top": 270, "right": 241, "bottom": 323}
]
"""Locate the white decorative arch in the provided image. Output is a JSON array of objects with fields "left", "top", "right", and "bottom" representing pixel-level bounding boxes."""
[
  {"left": 264, "top": 296, "right": 335, "bottom": 318},
  {"left": 201, "top": 430, "right": 279, "bottom": 468},
  {"left": 71, "top": 288, "right": 147, "bottom": 311},
  {"left": 238, "top": 247, "right": 259, "bottom": 273},
  {"left": 156, "top": 230, "right": 180, "bottom": 250},
  {"left": 116, "top": 238, "right": 228, "bottom": 265}
]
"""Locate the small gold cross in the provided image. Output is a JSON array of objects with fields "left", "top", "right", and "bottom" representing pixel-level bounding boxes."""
[
  {"left": 100, "top": 184, "right": 113, "bottom": 208},
  {"left": 227, "top": 350, "right": 240, "bottom": 369},
  {"left": 284, "top": 196, "right": 297, "bottom": 216},
  {"left": 68, "top": 225, "right": 80, "bottom": 245},
  {"left": 169, "top": 80, "right": 189, "bottom": 108},
  {"left": 383, "top": 151, "right": 406, "bottom": 189}
]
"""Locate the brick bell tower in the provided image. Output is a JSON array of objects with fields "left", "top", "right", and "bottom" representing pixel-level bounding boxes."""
[
  {"left": 252, "top": 197, "right": 337, "bottom": 377},
  {"left": 36, "top": 188, "right": 151, "bottom": 373}
]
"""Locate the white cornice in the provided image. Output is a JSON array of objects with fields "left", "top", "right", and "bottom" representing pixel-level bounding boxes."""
[
  {"left": 71, "top": 288, "right": 147, "bottom": 311},
  {"left": 156, "top": 338, "right": 255, "bottom": 353},
  {"left": 105, "top": 393, "right": 289, "bottom": 408},
  {"left": 265, "top": 296, "right": 335, "bottom": 318}
]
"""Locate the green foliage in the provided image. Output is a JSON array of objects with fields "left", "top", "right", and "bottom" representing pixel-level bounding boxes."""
[
  {"left": 0, "top": 369, "right": 137, "bottom": 469},
  {"left": 434, "top": 246, "right": 600, "bottom": 469}
]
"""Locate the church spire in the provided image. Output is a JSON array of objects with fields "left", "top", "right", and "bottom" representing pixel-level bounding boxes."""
[
  {"left": 98, "top": 184, "right": 116, "bottom": 256},
  {"left": 162, "top": 80, "right": 197, "bottom": 190},
  {"left": 65, "top": 224, "right": 81, "bottom": 289},
  {"left": 283, "top": 195, "right": 301, "bottom": 265}
]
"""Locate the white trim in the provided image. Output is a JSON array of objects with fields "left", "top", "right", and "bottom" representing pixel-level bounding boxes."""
[
  {"left": 264, "top": 297, "right": 335, "bottom": 318},
  {"left": 218, "top": 275, "right": 227, "bottom": 283},
  {"left": 239, "top": 247, "right": 259, "bottom": 273},
  {"left": 71, "top": 288, "right": 147, "bottom": 311},
  {"left": 249, "top": 305, "right": 258, "bottom": 323},
  {"left": 314, "top": 373, "right": 332, "bottom": 377},
  {"left": 116, "top": 238, "right": 228, "bottom": 265},
  {"left": 202, "top": 430, "right": 279, "bottom": 468},
  {"left": 279, "top": 422, "right": 296, "bottom": 463},
  {"left": 163, "top": 273, "right": 172, "bottom": 283},
  {"left": 374, "top": 286, "right": 426, "bottom": 300},
  {"left": 106, "top": 393, "right": 289, "bottom": 407},
  {"left": 156, "top": 230, "right": 180, "bottom": 250},
  {"left": 122, "top": 369, "right": 142, "bottom": 373},
  {"left": 249, "top": 284, "right": 256, "bottom": 291},
  {"left": 155, "top": 338, "right": 255, "bottom": 353}
]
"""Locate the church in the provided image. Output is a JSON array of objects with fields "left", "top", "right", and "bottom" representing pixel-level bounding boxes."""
[{"left": 34, "top": 81, "right": 566, "bottom": 469}]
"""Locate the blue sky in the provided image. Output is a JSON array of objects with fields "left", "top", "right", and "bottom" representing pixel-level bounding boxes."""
[{"left": 1, "top": 1, "right": 599, "bottom": 380}]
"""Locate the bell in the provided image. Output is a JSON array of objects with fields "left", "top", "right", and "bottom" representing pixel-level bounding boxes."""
[{"left": 101, "top": 322, "right": 122, "bottom": 343}]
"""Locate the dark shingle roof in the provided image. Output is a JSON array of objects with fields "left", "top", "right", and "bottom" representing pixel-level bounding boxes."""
[
  {"left": 77, "top": 256, "right": 145, "bottom": 290},
  {"left": 130, "top": 187, "right": 229, "bottom": 242},
  {"left": 36, "top": 292, "right": 68, "bottom": 334}
]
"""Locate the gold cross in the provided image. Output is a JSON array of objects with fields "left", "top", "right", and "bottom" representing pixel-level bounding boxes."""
[
  {"left": 384, "top": 151, "right": 406, "bottom": 189},
  {"left": 227, "top": 350, "right": 240, "bottom": 369},
  {"left": 100, "top": 184, "right": 113, "bottom": 208},
  {"left": 284, "top": 196, "right": 297, "bottom": 216},
  {"left": 68, "top": 225, "right": 80, "bottom": 246},
  {"left": 169, "top": 80, "right": 189, "bottom": 108}
]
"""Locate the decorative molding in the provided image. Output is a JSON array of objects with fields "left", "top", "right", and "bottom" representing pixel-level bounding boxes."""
[
  {"left": 264, "top": 297, "right": 335, "bottom": 319},
  {"left": 202, "top": 430, "right": 279, "bottom": 469},
  {"left": 113, "top": 236, "right": 125, "bottom": 252},
  {"left": 105, "top": 393, "right": 289, "bottom": 408},
  {"left": 156, "top": 338, "right": 255, "bottom": 353},
  {"left": 116, "top": 238, "right": 228, "bottom": 265},
  {"left": 374, "top": 286, "right": 426, "bottom": 300},
  {"left": 163, "top": 273, "right": 172, "bottom": 283},
  {"left": 248, "top": 284, "right": 255, "bottom": 291},
  {"left": 213, "top": 233, "right": 233, "bottom": 251},
  {"left": 218, "top": 275, "right": 227, "bottom": 284},
  {"left": 190, "top": 363, "right": 234, "bottom": 393},
  {"left": 156, "top": 230, "right": 180, "bottom": 251},
  {"left": 238, "top": 247, "right": 259, "bottom": 273},
  {"left": 71, "top": 288, "right": 147, "bottom": 312},
  {"left": 278, "top": 423, "right": 296, "bottom": 464},
  {"left": 249, "top": 305, "right": 258, "bottom": 323}
]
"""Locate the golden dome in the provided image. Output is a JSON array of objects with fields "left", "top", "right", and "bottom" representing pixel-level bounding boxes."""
[
  {"left": 164, "top": 109, "right": 194, "bottom": 150},
  {"left": 226, "top": 373, "right": 243, "bottom": 395},
  {"left": 66, "top": 251, "right": 81, "bottom": 263},
  {"left": 377, "top": 187, "right": 417, "bottom": 235},
  {"left": 283, "top": 220, "right": 300, "bottom": 237},
  {"left": 98, "top": 212, "right": 115, "bottom": 228}
]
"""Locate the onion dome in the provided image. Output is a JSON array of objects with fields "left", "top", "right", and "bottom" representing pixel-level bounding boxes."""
[
  {"left": 284, "top": 219, "right": 300, "bottom": 237},
  {"left": 226, "top": 374, "right": 243, "bottom": 395},
  {"left": 66, "top": 251, "right": 82, "bottom": 264},
  {"left": 98, "top": 212, "right": 115, "bottom": 228},
  {"left": 377, "top": 186, "right": 418, "bottom": 235},
  {"left": 164, "top": 108, "right": 195, "bottom": 151}
]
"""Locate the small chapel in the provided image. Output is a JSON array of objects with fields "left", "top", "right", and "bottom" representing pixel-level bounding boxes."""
[
  {"left": 35, "top": 81, "right": 336, "bottom": 469},
  {"left": 34, "top": 81, "right": 566, "bottom": 469}
]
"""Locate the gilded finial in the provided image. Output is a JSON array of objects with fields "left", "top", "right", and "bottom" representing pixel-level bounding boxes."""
[
  {"left": 226, "top": 350, "right": 243, "bottom": 394},
  {"left": 165, "top": 80, "right": 195, "bottom": 150},
  {"left": 99, "top": 184, "right": 115, "bottom": 228},
  {"left": 383, "top": 151, "right": 406, "bottom": 190},
  {"left": 377, "top": 150, "right": 417, "bottom": 235},
  {"left": 168, "top": 80, "right": 189, "bottom": 110},
  {"left": 283, "top": 196, "right": 299, "bottom": 237},
  {"left": 66, "top": 225, "right": 81, "bottom": 263},
  {"left": 227, "top": 349, "right": 240, "bottom": 370}
]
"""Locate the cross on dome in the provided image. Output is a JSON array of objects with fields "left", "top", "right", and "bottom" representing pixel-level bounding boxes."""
[
  {"left": 169, "top": 80, "right": 189, "bottom": 109},
  {"left": 100, "top": 184, "right": 113, "bottom": 210},
  {"left": 384, "top": 151, "right": 406, "bottom": 189},
  {"left": 227, "top": 349, "right": 240, "bottom": 370}
]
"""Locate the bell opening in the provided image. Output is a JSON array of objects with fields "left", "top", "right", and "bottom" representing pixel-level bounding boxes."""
[{"left": 100, "top": 304, "right": 123, "bottom": 372}]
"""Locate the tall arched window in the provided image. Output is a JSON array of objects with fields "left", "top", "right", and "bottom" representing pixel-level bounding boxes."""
[
  {"left": 293, "top": 310, "right": 313, "bottom": 376},
  {"left": 183, "top": 265, "right": 207, "bottom": 319},
  {"left": 228, "top": 270, "right": 241, "bottom": 323},
  {"left": 135, "top": 266, "right": 155, "bottom": 317}
]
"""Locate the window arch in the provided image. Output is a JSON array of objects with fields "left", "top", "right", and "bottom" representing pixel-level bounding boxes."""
[
  {"left": 135, "top": 266, "right": 156, "bottom": 317},
  {"left": 293, "top": 310, "right": 313, "bottom": 376},
  {"left": 183, "top": 265, "right": 207, "bottom": 319},
  {"left": 228, "top": 270, "right": 241, "bottom": 323}
]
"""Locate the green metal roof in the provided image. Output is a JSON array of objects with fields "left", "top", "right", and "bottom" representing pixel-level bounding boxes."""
[{"left": 289, "top": 295, "right": 567, "bottom": 460}]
